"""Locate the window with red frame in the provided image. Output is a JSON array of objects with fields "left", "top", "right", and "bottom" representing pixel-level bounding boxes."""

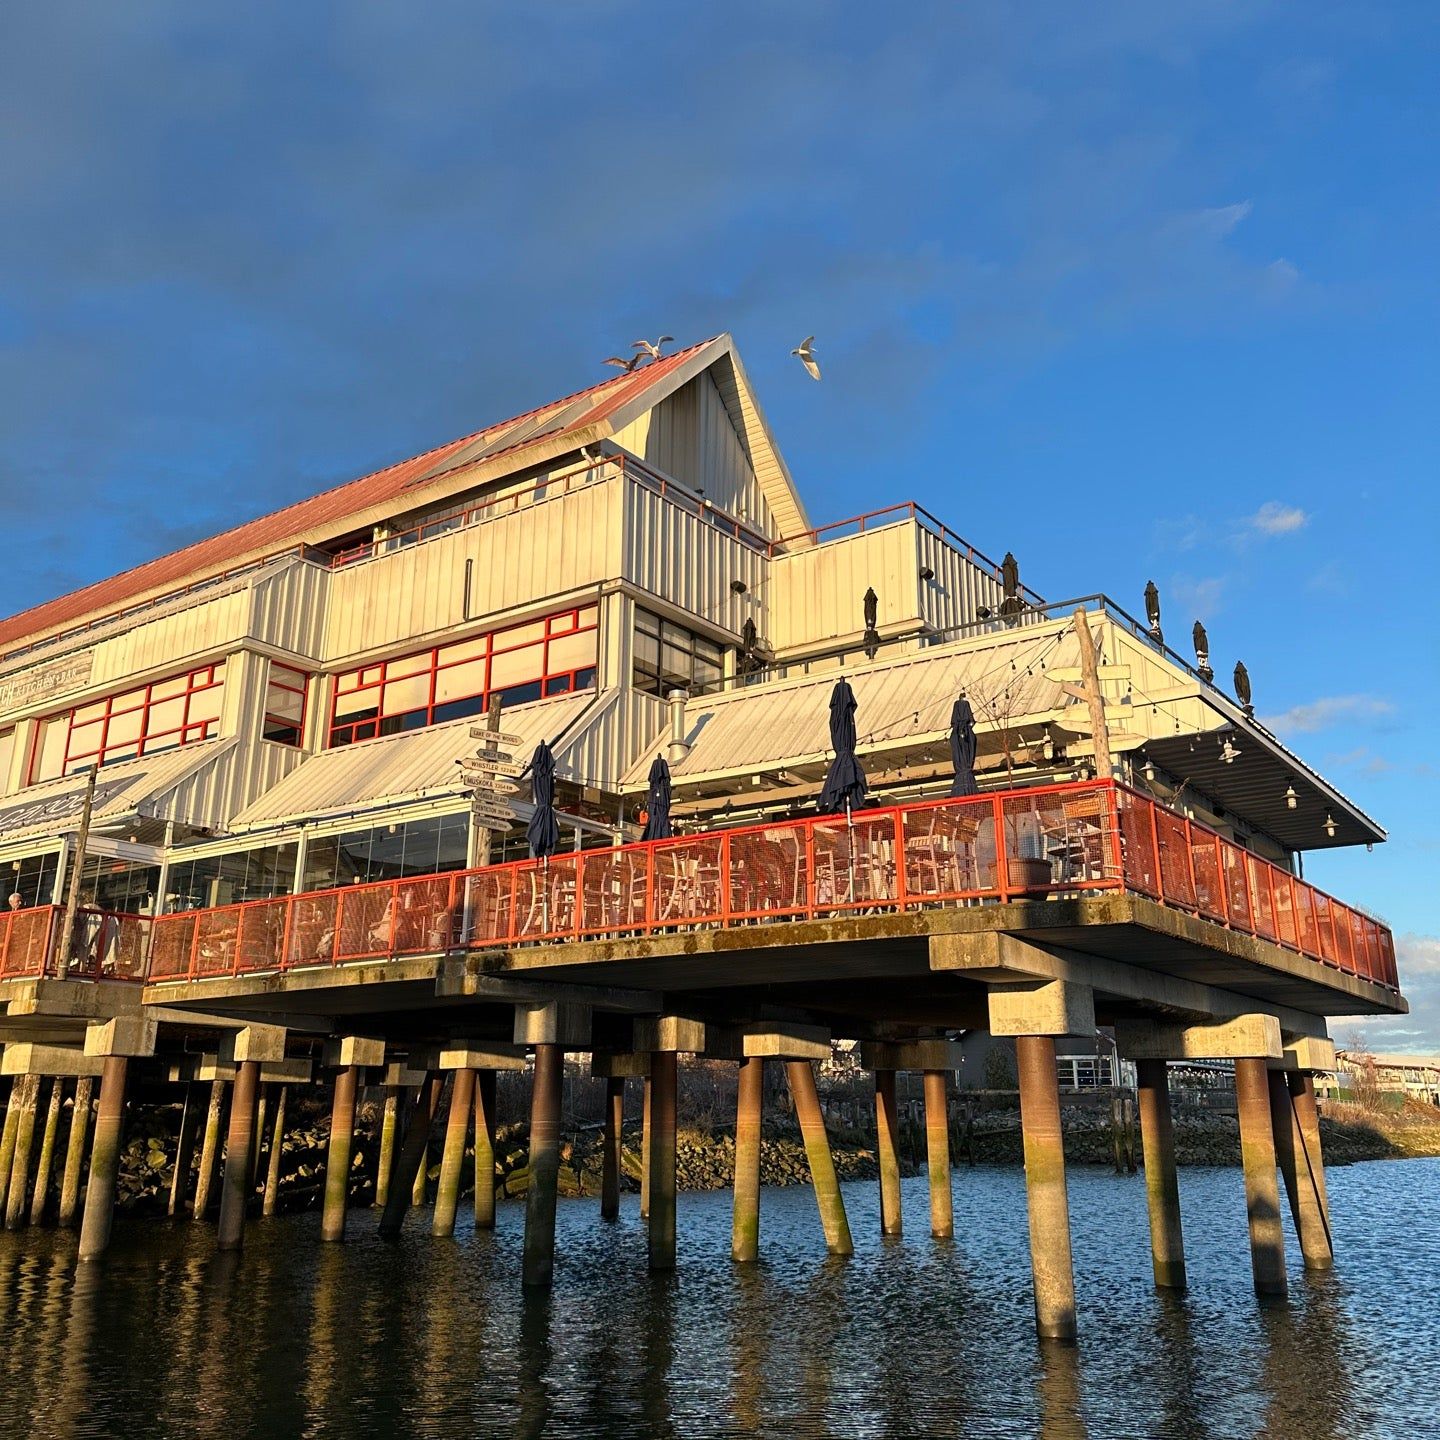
[
  {"left": 262, "top": 661, "right": 309, "bottom": 746},
  {"left": 29, "top": 661, "right": 227, "bottom": 782},
  {"left": 327, "top": 605, "right": 598, "bottom": 747}
]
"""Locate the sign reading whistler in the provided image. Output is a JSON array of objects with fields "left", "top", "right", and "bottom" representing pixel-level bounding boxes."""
[
  {"left": 0, "top": 775, "right": 141, "bottom": 840},
  {"left": 0, "top": 652, "right": 94, "bottom": 713}
]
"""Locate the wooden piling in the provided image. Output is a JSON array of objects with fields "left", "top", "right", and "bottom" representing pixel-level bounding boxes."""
[
  {"left": 1288, "top": 1072, "right": 1333, "bottom": 1262},
  {"left": 1016, "top": 1035, "right": 1077, "bottom": 1341},
  {"left": 473, "top": 1070, "right": 497, "bottom": 1231},
  {"left": 433, "top": 1067, "right": 476, "bottom": 1238},
  {"left": 29, "top": 1077, "right": 64, "bottom": 1225},
  {"left": 77, "top": 1058, "right": 128, "bottom": 1261},
  {"left": 648, "top": 1050, "right": 678, "bottom": 1271},
  {"left": 250, "top": 1086, "right": 269, "bottom": 1189},
  {"left": 4, "top": 1075, "right": 40, "bottom": 1231},
  {"left": 378, "top": 1072, "right": 442, "bottom": 1238},
  {"left": 1270, "top": 1068, "right": 1332, "bottom": 1271},
  {"left": 1235, "top": 1057, "right": 1287, "bottom": 1298},
  {"left": 639, "top": 1074, "right": 652, "bottom": 1222},
  {"left": 874, "top": 1069, "right": 902, "bottom": 1237},
  {"left": 58, "top": 1075, "right": 93, "bottom": 1227},
  {"left": 523, "top": 1045, "right": 563, "bottom": 1287},
  {"left": 262, "top": 1084, "right": 288, "bottom": 1218},
  {"left": 786, "top": 1059, "right": 853, "bottom": 1257},
  {"left": 732, "top": 1056, "right": 763, "bottom": 1262},
  {"left": 168, "top": 1081, "right": 202, "bottom": 1218},
  {"left": 192, "top": 1079, "right": 226, "bottom": 1221},
  {"left": 601, "top": 1076, "right": 624, "bottom": 1222},
  {"left": 1135, "top": 1058, "right": 1186, "bottom": 1289},
  {"left": 373, "top": 1086, "right": 399, "bottom": 1208},
  {"left": 322, "top": 1065, "right": 360, "bottom": 1242},
  {"left": 924, "top": 1070, "right": 954, "bottom": 1239},
  {"left": 0, "top": 1084, "right": 20, "bottom": 1215},
  {"left": 217, "top": 1061, "right": 260, "bottom": 1252}
]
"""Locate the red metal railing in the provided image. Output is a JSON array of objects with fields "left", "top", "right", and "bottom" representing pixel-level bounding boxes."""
[
  {"left": 0, "top": 905, "right": 152, "bottom": 982},
  {"left": 144, "top": 780, "right": 1398, "bottom": 992}
]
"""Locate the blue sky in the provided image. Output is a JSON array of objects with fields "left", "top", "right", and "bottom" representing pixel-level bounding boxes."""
[{"left": 1, "top": 2, "right": 1436, "bottom": 1043}]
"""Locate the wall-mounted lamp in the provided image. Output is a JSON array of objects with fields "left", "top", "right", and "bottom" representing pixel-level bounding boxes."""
[
  {"left": 976, "top": 606, "right": 993, "bottom": 621},
  {"left": 1285, "top": 784, "right": 1298, "bottom": 810},
  {"left": 729, "top": 579, "right": 748, "bottom": 595},
  {"left": 918, "top": 565, "right": 935, "bottom": 582}
]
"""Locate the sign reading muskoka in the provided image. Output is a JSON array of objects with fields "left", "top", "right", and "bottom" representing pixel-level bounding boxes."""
[{"left": 0, "top": 651, "right": 94, "bottom": 714}]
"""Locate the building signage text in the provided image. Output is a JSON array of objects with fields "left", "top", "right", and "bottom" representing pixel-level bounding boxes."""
[{"left": 0, "top": 652, "right": 95, "bottom": 714}]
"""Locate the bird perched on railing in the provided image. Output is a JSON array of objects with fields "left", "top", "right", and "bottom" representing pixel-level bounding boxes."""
[
  {"left": 632, "top": 336, "right": 673, "bottom": 363},
  {"left": 604, "top": 354, "right": 642, "bottom": 373},
  {"left": 791, "top": 335, "right": 821, "bottom": 380}
]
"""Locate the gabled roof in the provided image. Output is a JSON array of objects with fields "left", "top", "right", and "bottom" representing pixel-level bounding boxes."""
[{"left": 1, "top": 334, "right": 807, "bottom": 654}]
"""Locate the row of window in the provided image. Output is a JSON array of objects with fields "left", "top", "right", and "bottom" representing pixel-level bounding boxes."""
[{"left": 633, "top": 608, "right": 725, "bottom": 696}]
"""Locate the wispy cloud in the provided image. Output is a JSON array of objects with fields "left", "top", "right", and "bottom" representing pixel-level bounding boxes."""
[
  {"left": 1247, "top": 500, "right": 1308, "bottom": 535},
  {"left": 1168, "top": 573, "right": 1229, "bottom": 618},
  {"left": 1342, "top": 934, "right": 1440, "bottom": 1054},
  {"left": 1264, "top": 694, "right": 1395, "bottom": 735}
]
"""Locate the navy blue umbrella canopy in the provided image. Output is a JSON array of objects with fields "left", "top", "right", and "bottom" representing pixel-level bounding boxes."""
[
  {"left": 526, "top": 741, "right": 561, "bottom": 859},
  {"left": 818, "top": 679, "right": 868, "bottom": 815},
  {"left": 949, "top": 694, "right": 979, "bottom": 797},
  {"left": 640, "top": 755, "right": 673, "bottom": 840}
]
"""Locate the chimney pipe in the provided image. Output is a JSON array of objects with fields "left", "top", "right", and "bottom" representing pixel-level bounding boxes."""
[{"left": 667, "top": 688, "right": 691, "bottom": 765}]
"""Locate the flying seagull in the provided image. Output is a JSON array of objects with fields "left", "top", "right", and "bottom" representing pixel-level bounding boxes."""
[
  {"left": 632, "top": 336, "right": 674, "bottom": 362},
  {"left": 791, "top": 335, "right": 821, "bottom": 381},
  {"left": 604, "top": 354, "right": 642, "bottom": 372}
]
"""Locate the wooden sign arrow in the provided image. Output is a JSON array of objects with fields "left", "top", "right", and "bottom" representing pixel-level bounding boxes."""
[
  {"left": 458, "top": 758, "right": 524, "bottom": 778},
  {"left": 469, "top": 726, "right": 525, "bottom": 748},
  {"left": 467, "top": 775, "right": 520, "bottom": 796},
  {"left": 470, "top": 800, "right": 517, "bottom": 823}
]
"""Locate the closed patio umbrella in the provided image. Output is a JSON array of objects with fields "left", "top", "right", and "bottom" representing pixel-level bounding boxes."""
[
  {"left": 949, "top": 694, "right": 979, "bottom": 797},
  {"left": 526, "top": 741, "right": 560, "bottom": 860},
  {"left": 640, "top": 755, "right": 673, "bottom": 840},
  {"left": 818, "top": 679, "right": 867, "bottom": 816}
]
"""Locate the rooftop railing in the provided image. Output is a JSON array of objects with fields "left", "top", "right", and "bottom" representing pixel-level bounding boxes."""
[{"left": 144, "top": 779, "right": 1398, "bottom": 993}]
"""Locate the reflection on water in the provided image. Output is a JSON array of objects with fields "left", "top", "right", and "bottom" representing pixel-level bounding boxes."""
[{"left": 1, "top": 1160, "right": 1437, "bottom": 1439}]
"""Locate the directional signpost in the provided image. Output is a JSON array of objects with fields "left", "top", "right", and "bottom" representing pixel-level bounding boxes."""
[{"left": 460, "top": 710, "right": 522, "bottom": 836}]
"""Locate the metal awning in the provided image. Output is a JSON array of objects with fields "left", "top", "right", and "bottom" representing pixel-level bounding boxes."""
[{"left": 228, "top": 693, "right": 596, "bottom": 830}]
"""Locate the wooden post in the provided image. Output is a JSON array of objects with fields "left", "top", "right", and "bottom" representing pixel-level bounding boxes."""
[
  {"left": 1136, "top": 1059, "right": 1186, "bottom": 1288},
  {"left": 786, "top": 1059, "right": 854, "bottom": 1257},
  {"left": 639, "top": 1074, "right": 652, "bottom": 1222},
  {"left": 77, "top": 1058, "right": 128, "bottom": 1261},
  {"left": 217, "top": 1061, "right": 260, "bottom": 1251},
  {"left": 1017, "top": 1035, "right": 1077, "bottom": 1341},
  {"left": 250, "top": 1086, "right": 270, "bottom": 1189},
  {"left": 29, "top": 1076, "right": 64, "bottom": 1224},
  {"left": 322, "top": 1066, "right": 361, "bottom": 1242},
  {"left": 473, "top": 1070, "right": 498, "bottom": 1230},
  {"left": 1071, "top": 606, "right": 1113, "bottom": 779},
  {"left": 168, "top": 1081, "right": 202, "bottom": 1218},
  {"left": 433, "top": 1068, "right": 476, "bottom": 1238},
  {"left": 373, "top": 1086, "right": 399, "bottom": 1208},
  {"left": 648, "top": 1050, "right": 679, "bottom": 1271},
  {"left": 56, "top": 766, "right": 99, "bottom": 978},
  {"left": 0, "top": 1084, "right": 20, "bottom": 1215},
  {"left": 874, "top": 1069, "right": 902, "bottom": 1237},
  {"left": 732, "top": 1056, "right": 763, "bottom": 1262},
  {"left": 1235, "top": 1057, "right": 1287, "bottom": 1298},
  {"left": 192, "top": 1079, "right": 226, "bottom": 1220},
  {"left": 58, "top": 1075, "right": 94, "bottom": 1226},
  {"left": 4, "top": 1075, "right": 40, "bottom": 1230},
  {"left": 601, "top": 1076, "right": 624, "bottom": 1222},
  {"left": 1288, "top": 1072, "right": 1333, "bottom": 1264},
  {"left": 1270, "top": 1068, "right": 1333, "bottom": 1271},
  {"left": 262, "top": 1084, "right": 288, "bottom": 1217},
  {"left": 924, "top": 1070, "right": 954, "bottom": 1239},
  {"left": 379, "top": 1073, "right": 443, "bottom": 1238},
  {"left": 523, "top": 1045, "right": 564, "bottom": 1287}
]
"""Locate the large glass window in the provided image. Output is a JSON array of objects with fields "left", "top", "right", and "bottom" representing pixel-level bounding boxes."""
[
  {"left": 4, "top": 852, "right": 59, "bottom": 908},
  {"left": 164, "top": 842, "right": 299, "bottom": 912},
  {"left": 633, "top": 609, "right": 725, "bottom": 696},
  {"left": 29, "top": 662, "right": 226, "bottom": 781},
  {"left": 328, "top": 606, "right": 598, "bottom": 747},
  {"left": 299, "top": 814, "right": 470, "bottom": 889},
  {"left": 75, "top": 856, "right": 161, "bottom": 914},
  {"left": 262, "top": 661, "right": 308, "bottom": 747}
]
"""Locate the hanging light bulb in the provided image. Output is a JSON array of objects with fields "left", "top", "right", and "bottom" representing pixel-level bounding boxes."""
[
  {"left": 1143, "top": 757, "right": 1156, "bottom": 782},
  {"left": 1324, "top": 813, "right": 1337, "bottom": 839},
  {"left": 1220, "top": 739, "right": 1240, "bottom": 765},
  {"left": 1285, "top": 784, "right": 1298, "bottom": 810}
]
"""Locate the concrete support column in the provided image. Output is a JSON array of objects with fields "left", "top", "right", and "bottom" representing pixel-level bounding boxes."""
[
  {"left": 639, "top": 1075, "right": 652, "bottom": 1222},
  {"left": 433, "top": 1067, "right": 476, "bottom": 1238},
  {"left": 168, "top": 1081, "right": 202, "bottom": 1218},
  {"left": 322, "top": 1067, "right": 360, "bottom": 1242},
  {"left": 193, "top": 1079, "right": 226, "bottom": 1221},
  {"left": 29, "top": 1077, "right": 64, "bottom": 1225},
  {"left": 0, "top": 1084, "right": 21, "bottom": 1214},
  {"left": 600, "top": 1077, "right": 624, "bottom": 1222},
  {"left": 379, "top": 1072, "right": 443, "bottom": 1238},
  {"left": 1269, "top": 1069, "right": 1332, "bottom": 1271},
  {"left": 785, "top": 1059, "right": 854, "bottom": 1257},
  {"left": 1016, "top": 1035, "right": 1077, "bottom": 1342},
  {"left": 77, "top": 1058, "right": 128, "bottom": 1261},
  {"left": 218, "top": 1061, "right": 261, "bottom": 1251},
  {"left": 523, "top": 1044, "right": 564, "bottom": 1287},
  {"left": 4, "top": 1074, "right": 40, "bottom": 1230},
  {"left": 1288, "top": 1072, "right": 1333, "bottom": 1267},
  {"left": 924, "top": 1070, "right": 954, "bottom": 1239},
  {"left": 874, "top": 1069, "right": 902, "bottom": 1238},
  {"left": 58, "top": 1075, "right": 94, "bottom": 1227},
  {"left": 1235, "top": 1056, "right": 1287, "bottom": 1298},
  {"left": 732, "top": 1056, "right": 763, "bottom": 1262},
  {"left": 1135, "top": 1059, "right": 1186, "bottom": 1289},
  {"left": 262, "top": 1085, "right": 288, "bottom": 1218},
  {"left": 474, "top": 1071, "right": 497, "bottom": 1231},
  {"left": 648, "top": 1050, "right": 678, "bottom": 1271},
  {"left": 373, "top": 1087, "right": 400, "bottom": 1208}
]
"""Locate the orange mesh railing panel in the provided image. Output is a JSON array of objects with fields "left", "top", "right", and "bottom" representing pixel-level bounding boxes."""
[
  {"left": 729, "top": 826, "right": 809, "bottom": 917},
  {"left": 0, "top": 908, "right": 57, "bottom": 978},
  {"left": 1190, "top": 834, "right": 1226, "bottom": 922},
  {"left": 1153, "top": 809, "right": 1197, "bottom": 910},
  {"left": 149, "top": 913, "right": 198, "bottom": 980},
  {"left": 901, "top": 797, "right": 995, "bottom": 901}
]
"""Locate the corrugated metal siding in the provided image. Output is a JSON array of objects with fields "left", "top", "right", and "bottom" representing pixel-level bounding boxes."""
[
  {"left": 621, "top": 484, "right": 769, "bottom": 635},
  {"left": 88, "top": 589, "right": 251, "bottom": 690},
  {"left": 323, "top": 483, "right": 622, "bottom": 662},
  {"left": 248, "top": 557, "right": 330, "bottom": 658},
  {"left": 767, "top": 524, "right": 919, "bottom": 654},
  {"left": 623, "top": 622, "right": 1086, "bottom": 783},
  {"left": 145, "top": 736, "right": 308, "bottom": 833},
  {"left": 916, "top": 528, "right": 1010, "bottom": 635},
  {"left": 230, "top": 692, "right": 595, "bottom": 827},
  {"left": 559, "top": 687, "right": 669, "bottom": 794}
]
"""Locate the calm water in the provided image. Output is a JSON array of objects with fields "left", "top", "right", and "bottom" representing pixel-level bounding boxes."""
[{"left": 1, "top": 1160, "right": 1436, "bottom": 1439}]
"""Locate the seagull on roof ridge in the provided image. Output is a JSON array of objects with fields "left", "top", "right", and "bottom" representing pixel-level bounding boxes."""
[
  {"left": 632, "top": 336, "right": 674, "bottom": 362},
  {"left": 604, "top": 354, "right": 642, "bottom": 372},
  {"left": 791, "top": 335, "right": 821, "bottom": 381}
]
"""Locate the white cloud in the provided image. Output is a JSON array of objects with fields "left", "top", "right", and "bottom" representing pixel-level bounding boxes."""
[
  {"left": 1248, "top": 500, "right": 1308, "bottom": 535},
  {"left": 1168, "top": 573, "right": 1228, "bottom": 618},
  {"left": 1343, "top": 934, "right": 1440, "bottom": 1054},
  {"left": 1264, "top": 694, "right": 1395, "bottom": 734}
]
